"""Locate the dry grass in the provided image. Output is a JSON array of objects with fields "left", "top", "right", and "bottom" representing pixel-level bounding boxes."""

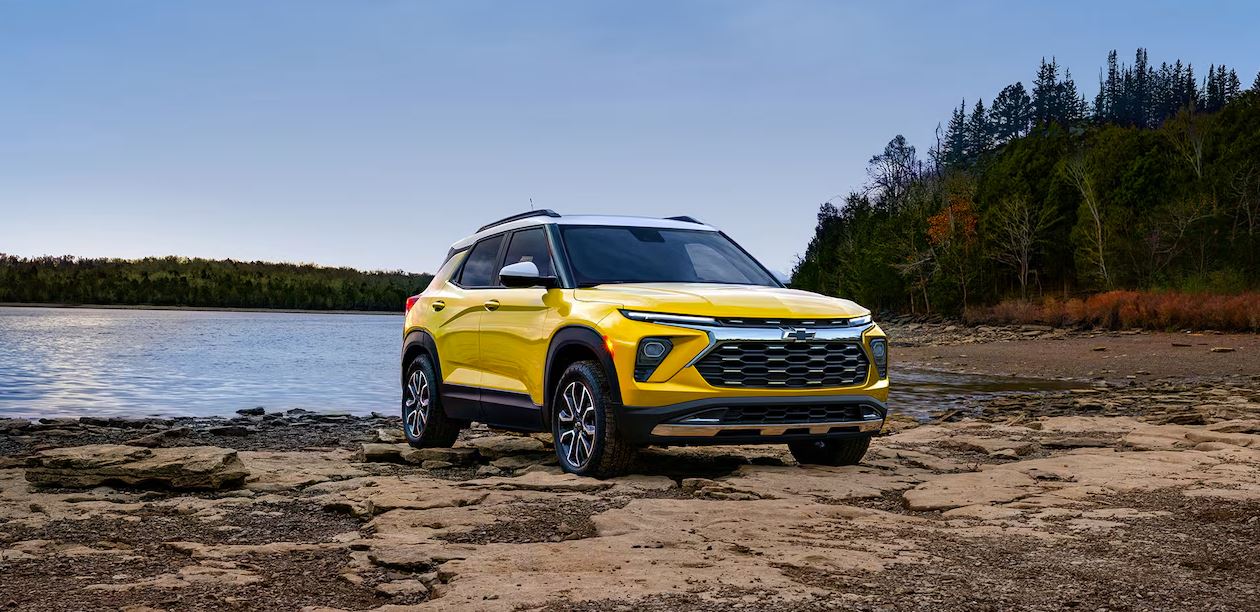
[{"left": 966, "top": 291, "right": 1260, "bottom": 331}]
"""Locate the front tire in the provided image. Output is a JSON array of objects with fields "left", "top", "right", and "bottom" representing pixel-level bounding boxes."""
[
  {"left": 789, "top": 435, "right": 871, "bottom": 466},
  {"left": 551, "top": 360, "right": 635, "bottom": 478},
  {"left": 402, "top": 354, "right": 461, "bottom": 448}
]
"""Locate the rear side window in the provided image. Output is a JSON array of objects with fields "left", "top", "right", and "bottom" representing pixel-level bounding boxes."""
[
  {"left": 503, "top": 228, "right": 555, "bottom": 277},
  {"left": 458, "top": 234, "right": 505, "bottom": 287}
]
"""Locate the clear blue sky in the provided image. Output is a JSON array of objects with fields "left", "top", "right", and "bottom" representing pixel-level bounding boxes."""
[{"left": 2, "top": 1, "right": 1256, "bottom": 274}]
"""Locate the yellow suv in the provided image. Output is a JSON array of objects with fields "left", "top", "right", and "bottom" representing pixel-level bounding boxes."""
[{"left": 401, "top": 211, "right": 888, "bottom": 477}]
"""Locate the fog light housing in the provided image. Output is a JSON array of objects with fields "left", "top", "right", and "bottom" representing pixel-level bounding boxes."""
[
  {"left": 634, "top": 337, "right": 673, "bottom": 382},
  {"left": 870, "top": 338, "right": 888, "bottom": 379}
]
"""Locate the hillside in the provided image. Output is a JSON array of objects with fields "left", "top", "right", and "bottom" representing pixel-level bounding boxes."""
[
  {"left": 0, "top": 255, "right": 432, "bottom": 312},
  {"left": 792, "top": 49, "right": 1260, "bottom": 320}
]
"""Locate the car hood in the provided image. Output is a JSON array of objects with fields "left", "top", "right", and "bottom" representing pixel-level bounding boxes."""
[{"left": 573, "top": 283, "right": 869, "bottom": 319}]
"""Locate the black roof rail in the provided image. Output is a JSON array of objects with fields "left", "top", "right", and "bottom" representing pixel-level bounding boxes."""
[
  {"left": 477, "top": 209, "right": 561, "bottom": 232},
  {"left": 666, "top": 215, "right": 703, "bottom": 224}
]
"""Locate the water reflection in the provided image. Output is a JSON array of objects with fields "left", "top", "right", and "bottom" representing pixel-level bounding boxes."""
[
  {"left": 0, "top": 307, "right": 403, "bottom": 418},
  {"left": 889, "top": 366, "right": 1089, "bottom": 420}
]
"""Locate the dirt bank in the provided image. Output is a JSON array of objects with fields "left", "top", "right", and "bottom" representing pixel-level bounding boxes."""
[
  {"left": 1, "top": 325, "right": 1257, "bottom": 611},
  {"left": 893, "top": 325, "right": 1260, "bottom": 382}
]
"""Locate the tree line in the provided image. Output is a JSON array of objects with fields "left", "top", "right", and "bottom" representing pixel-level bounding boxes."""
[
  {"left": 0, "top": 255, "right": 433, "bottom": 312},
  {"left": 793, "top": 48, "right": 1260, "bottom": 315}
]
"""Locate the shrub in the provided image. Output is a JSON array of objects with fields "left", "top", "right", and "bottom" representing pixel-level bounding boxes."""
[{"left": 969, "top": 291, "right": 1260, "bottom": 331}]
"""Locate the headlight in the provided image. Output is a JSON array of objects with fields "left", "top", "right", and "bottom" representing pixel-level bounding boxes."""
[
  {"left": 619, "top": 310, "right": 717, "bottom": 326},
  {"left": 870, "top": 338, "right": 888, "bottom": 379},
  {"left": 848, "top": 314, "right": 872, "bottom": 326}
]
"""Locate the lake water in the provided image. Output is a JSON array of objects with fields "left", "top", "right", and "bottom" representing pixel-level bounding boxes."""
[
  {"left": 0, "top": 307, "right": 403, "bottom": 418},
  {"left": 0, "top": 306, "right": 1086, "bottom": 420}
]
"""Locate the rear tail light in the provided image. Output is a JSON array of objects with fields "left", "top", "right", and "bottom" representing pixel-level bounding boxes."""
[{"left": 405, "top": 295, "right": 421, "bottom": 312}]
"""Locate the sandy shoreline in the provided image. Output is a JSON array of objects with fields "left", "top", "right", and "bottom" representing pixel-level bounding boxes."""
[{"left": 1, "top": 323, "right": 1257, "bottom": 611}]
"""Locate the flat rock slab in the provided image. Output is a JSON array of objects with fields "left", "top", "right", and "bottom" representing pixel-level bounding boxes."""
[
  {"left": 902, "top": 469, "right": 1038, "bottom": 511},
  {"left": 356, "top": 443, "right": 412, "bottom": 463},
  {"left": 943, "top": 435, "right": 1037, "bottom": 456},
  {"left": 240, "top": 450, "right": 366, "bottom": 492},
  {"left": 0, "top": 418, "right": 32, "bottom": 432},
  {"left": 463, "top": 435, "right": 546, "bottom": 459},
  {"left": 24, "top": 444, "right": 249, "bottom": 490},
  {"left": 399, "top": 446, "right": 479, "bottom": 465},
  {"left": 456, "top": 470, "right": 613, "bottom": 492},
  {"left": 489, "top": 453, "right": 555, "bottom": 470}
]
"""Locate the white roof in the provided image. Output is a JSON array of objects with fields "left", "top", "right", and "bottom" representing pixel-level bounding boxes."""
[{"left": 450, "top": 214, "right": 717, "bottom": 250}]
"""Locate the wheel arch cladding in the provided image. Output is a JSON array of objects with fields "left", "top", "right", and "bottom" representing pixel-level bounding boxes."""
[
  {"left": 544, "top": 326, "right": 621, "bottom": 422},
  {"left": 401, "top": 329, "right": 441, "bottom": 385}
]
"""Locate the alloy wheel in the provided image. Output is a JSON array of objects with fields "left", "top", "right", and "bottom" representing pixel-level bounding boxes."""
[
  {"left": 404, "top": 370, "right": 430, "bottom": 438},
  {"left": 557, "top": 380, "right": 597, "bottom": 469}
]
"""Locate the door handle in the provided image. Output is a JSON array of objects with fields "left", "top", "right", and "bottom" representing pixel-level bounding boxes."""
[
  {"left": 431, "top": 300, "right": 445, "bottom": 311},
  {"left": 483, "top": 299, "right": 500, "bottom": 311}
]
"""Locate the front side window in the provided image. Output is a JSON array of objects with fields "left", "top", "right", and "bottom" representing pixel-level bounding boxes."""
[
  {"left": 503, "top": 228, "right": 555, "bottom": 277},
  {"left": 458, "top": 234, "right": 505, "bottom": 287},
  {"left": 560, "top": 226, "right": 777, "bottom": 287}
]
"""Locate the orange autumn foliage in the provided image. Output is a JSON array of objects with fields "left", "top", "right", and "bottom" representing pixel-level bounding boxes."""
[
  {"left": 966, "top": 291, "right": 1260, "bottom": 331},
  {"left": 927, "top": 199, "right": 978, "bottom": 247}
]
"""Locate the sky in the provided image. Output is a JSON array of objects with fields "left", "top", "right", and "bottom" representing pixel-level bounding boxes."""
[{"left": 2, "top": 1, "right": 1257, "bottom": 275}]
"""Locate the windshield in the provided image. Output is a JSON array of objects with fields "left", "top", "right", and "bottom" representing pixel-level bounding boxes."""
[{"left": 560, "top": 226, "right": 779, "bottom": 287}]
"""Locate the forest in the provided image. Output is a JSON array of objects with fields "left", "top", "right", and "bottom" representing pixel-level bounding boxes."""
[
  {"left": 0, "top": 255, "right": 433, "bottom": 312},
  {"left": 792, "top": 49, "right": 1260, "bottom": 324}
]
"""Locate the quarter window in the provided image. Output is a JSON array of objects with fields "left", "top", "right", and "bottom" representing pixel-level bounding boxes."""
[{"left": 458, "top": 234, "right": 505, "bottom": 287}]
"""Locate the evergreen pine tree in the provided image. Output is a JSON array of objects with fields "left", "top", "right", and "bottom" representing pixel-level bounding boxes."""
[
  {"left": 1061, "top": 69, "right": 1087, "bottom": 125},
  {"left": 1185, "top": 64, "right": 1198, "bottom": 110},
  {"left": 1132, "top": 48, "right": 1151, "bottom": 127},
  {"left": 1253, "top": 70, "right": 1260, "bottom": 92},
  {"left": 1152, "top": 62, "right": 1173, "bottom": 124},
  {"left": 991, "top": 82, "right": 1032, "bottom": 143},
  {"left": 1116, "top": 63, "right": 1133, "bottom": 124},
  {"left": 1225, "top": 68, "right": 1241, "bottom": 101},
  {"left": 942, "top": 101, "right": 968, "bottom": 167},
  {"left": 1094, "top": 71, "right": 1107, "bottom": 123},
  {"left": 966, "top": 99, "right": 992, "bottom": 159},
  {"left": 1103, "top": 50, "right": 1123, "bottom": 123},
  {"left": 1203, "top": 64, "right": 1225, "bottom": 112},
  {"left": 1031, "top": 57, "right": 1059, "bottom": 127}
]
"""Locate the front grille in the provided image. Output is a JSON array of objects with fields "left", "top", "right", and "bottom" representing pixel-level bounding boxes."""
[
  {"left": 695, "top": 341, "right": 869, "bottom": 388},
  {"left": 720, "top": 404, "right": 867, "bottom": 424}
]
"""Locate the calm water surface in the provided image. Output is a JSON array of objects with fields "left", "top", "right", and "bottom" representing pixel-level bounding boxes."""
[
  {"left": 0, "top": 307, "right": 402, "bottom": 418},
  {"left": 0, "top": 306, "right": 1087, "bottom": 419}
]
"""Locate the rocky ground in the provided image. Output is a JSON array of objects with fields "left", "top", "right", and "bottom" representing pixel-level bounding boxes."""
[{"left": 1, "top": 323, "right": 1258, "bottom": 611}]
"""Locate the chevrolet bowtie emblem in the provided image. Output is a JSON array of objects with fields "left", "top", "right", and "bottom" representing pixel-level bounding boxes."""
[{"left": 782, "top": 327, "right": 815, "bottom": 341}]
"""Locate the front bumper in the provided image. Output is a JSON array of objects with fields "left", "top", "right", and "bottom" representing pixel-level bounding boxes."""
[
  {"left": 600, "top": 312, "right": 889, "bottom": 409},
  {"left": 618, "top": 395, "right": 886, "bottom": 446}
]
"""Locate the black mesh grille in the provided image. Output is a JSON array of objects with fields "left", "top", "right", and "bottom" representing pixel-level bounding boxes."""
[
  {"left": 695, "top": 341, "right": 869, "bottom": 388},
  {"left": 720, "top": 404, "right": 866, "bottom": 424}
]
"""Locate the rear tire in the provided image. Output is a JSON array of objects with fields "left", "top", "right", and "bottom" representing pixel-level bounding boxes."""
[
  {"left": 789, "top": 435, "right": 871, "bottom": 466},
  {"left": 402, "top": 354, "right": 461, "bottom": 448},
  {"left": 551, "top": 360, "right": 635, "bottom": 478}
]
